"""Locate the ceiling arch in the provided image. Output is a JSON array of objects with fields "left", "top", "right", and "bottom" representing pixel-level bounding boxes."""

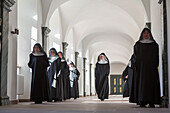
[
  {"left": 65, "top": 18, "right": 140, "bottom": 49},
  {"left": 88, "top": 42, "right": 132, "bottom": 64},
  {"left": 63, "top": 0, "right": 144, "bottom": 42},
  {"left": 79, "top": 32, "right": 135, "bottom": 55},
  {"left": 44, "top": 0, "right": 149, "bottom": 66}
]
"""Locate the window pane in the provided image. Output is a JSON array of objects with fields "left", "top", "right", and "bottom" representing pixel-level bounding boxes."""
[{"left": 31, "top": 27, "right": 37, "bottom": 41}]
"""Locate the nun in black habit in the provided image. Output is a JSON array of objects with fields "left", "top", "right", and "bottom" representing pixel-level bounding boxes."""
[
  {"left": 58, "top": 52, "right": 71, "bottom": 100},
  {"left": 95, "top": 53, "right": 110, "bottom": 101},
  {"left": 28, "top": 43, "right": 50, "bottom": 104},
  {"left": 133, "top": 28, "right": 161, "bottom": 108},
  {"left": 122, "top": 54, "right": 136, "bottom": 100},
  {"left": 69, "top": 62, "right": 80, "bottom": 99},
  {"left": 48, "top": 48, "right": 61, "bottom": 102}
]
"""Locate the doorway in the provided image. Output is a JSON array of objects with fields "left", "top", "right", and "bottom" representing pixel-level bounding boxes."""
[{"left": 110, "top": 75, "right": 124, "bottom": 95}]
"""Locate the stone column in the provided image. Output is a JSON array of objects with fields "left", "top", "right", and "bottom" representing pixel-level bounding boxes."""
[
  {"left": 166, "top": 0, "right": 170, "bottom": 107},
  {"left": 0, "top": 0, "right": 15, "bottom": 106},
  {"left": 146, "top": 22, "right": 151, "bottom": 30},
  {"left": 89, "top": 64, "right": 92, "bottom": 96},
  {"left": 62, "top": 42, "right": 68, "bottom": 58},
  {"left": 41, "top": 27, "right": 51, "bottom": 52},
  {"left": 7, "top": 0, "right": 18, "bottom": 104},
  {"left": 161, "top": 0, "right": 169, "bottom": 108},
  {"left": 75, "top": 51, "right": 79, "bottom": 67},
  {"left": 83, "top": 57, "right": 87, "bottom": 97}
]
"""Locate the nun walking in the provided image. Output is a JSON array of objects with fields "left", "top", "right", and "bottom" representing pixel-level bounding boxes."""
[
  {"left": 48, "top": 48, "right": 61, "bottom": 102},
  {"left": 122, "top": 55, "right": 136, "bottom": 101},
  {"left": 58, "top": 52, "right": 71, "bottom": 100},
  {"left": 69, "top": 62, "right": 80, "bottom": 99},
  {"left": 95, "top": 53, "right": 110, "bottom": 101},
  {"left": 133, "top": 28, "right": 161, "bottom": 107},
  {"left": 28, "top": 43, "right": 50, "bottom": 104}
]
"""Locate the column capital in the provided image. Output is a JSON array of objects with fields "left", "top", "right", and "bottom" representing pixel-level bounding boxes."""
[
  {"left": 42, "top": 27, "right": 51, "bottom": 37},
  {"left": 158, "top": 0, "right": 163, "bottom": 4},
  {"left": 145, "top": 22, "right": 151, "bottom": 30},
  {"left": 62, "top": 42, "right": 68, "bottom": 48},
  {"left": 75, "top": 51, "right": 79, "bottom": 56},
  {"left": 2, "top": 0, "right": 15, "bottom": 12}
]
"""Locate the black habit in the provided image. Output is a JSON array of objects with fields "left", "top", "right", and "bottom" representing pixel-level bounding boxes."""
[
  {"left": 95, "top": 53, "right": 110, "bottom": 101},
  {"left": 122, "top": 55, "right": 135, "bottom": 99},
  {"left": 58, "top": 52, "right": 71, "bottom": 100},
  {"left": 69, "top": 62, "right": 80, "bottom": 99},
  {"left": 48, "top": 48, "right": 61, "bottom": 101},
  {"left": 133, "top": 28, "right": 161, "bottom": 105},
  {"left": 28, "top": 44, "right": 50, "bottom": 103}
]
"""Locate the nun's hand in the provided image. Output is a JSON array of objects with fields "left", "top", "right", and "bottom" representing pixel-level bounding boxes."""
[{"left": 125, "top": 75, "right": 128, "bottom": 79}]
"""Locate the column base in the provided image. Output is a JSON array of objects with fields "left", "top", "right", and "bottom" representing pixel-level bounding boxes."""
[
  {"left": 0, "top": 96, "right": 10, "bottom": 106},
  {"left": 84, "top": 92, "right": 86, "bottom": 97},
  {"left": 161, "top": 96, "right": 169, "bottom": 108},
  {"left": 90, "top": 93, "right": 92, "bottom": 96},
  {"left": 10, "top": 99, "right": 19, "bottom": 104}
]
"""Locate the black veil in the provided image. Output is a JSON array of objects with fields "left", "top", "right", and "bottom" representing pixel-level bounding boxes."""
[
  {"left": 138, "top": 28, "right": 155, "bottom": 41},
  {"left": 49, "top": 48, "right": 58, "bottom": 57},
  {"left": 32, "top": 43, "right": 46, "bottom": 54},
  {"left": 97, "top": 53, "right": 109, "bottom": 64}
]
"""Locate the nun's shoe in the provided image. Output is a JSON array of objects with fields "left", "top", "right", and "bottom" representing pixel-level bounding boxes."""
[
  {"left": 101, "top": 99, "right": 104, "bottom": 101},
  {"left": 149, "top": 104, "right": 155, "bottom": 108},
  {"left": 140, "top": 104, "right": 146, "bottom": 107},
  {"left": 35, "top": 101, "right": 42, "bottom": 104}
]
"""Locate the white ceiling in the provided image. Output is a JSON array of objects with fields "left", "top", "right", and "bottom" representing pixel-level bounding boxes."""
[{"left": 44, "top": 0, "right": 149, "bottom": 65}]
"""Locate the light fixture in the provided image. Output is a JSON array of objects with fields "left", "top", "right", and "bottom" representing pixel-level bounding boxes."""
[{"left": 11, "top": 28, "right": 19, "bottom": 35}]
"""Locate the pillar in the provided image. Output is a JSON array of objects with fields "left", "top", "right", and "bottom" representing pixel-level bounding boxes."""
[
  {"left": 75, "top": 52, "right": 79, "bottom": 67},
  {"left": 166, "top": 0, "right": 170, "bottom": 107},
  {"left": 0, "top": 0, "right": 15, "bottom": 106},
  {"left": 7, "top": 0, "right": 18, "bottom": 104},
  {"left": 83, "top": 57, "right": 87, "bottom": 97},
  {"left": 161, "top": 0, "right": 169, "bottom": 108},
  {"left": 42, "top": 27, "right": 51, "bottom": 52},
  {"left": 89, "top": 64, "right": 92, "bottom": 96},
  {"left": 62, "top": 42, "right": 68, "bottom": 58}
]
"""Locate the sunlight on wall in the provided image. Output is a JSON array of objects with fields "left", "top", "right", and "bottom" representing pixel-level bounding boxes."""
[
  {"left": 54, "top": 34, "right": 61, "bottom": 40},
  {"left": 33, "top": 15, "right": 38, "bottom": 21},
  {"left": 53, "top": 42, "right": 60, "bottom": 52},
  {"left": 31, "top": 27, "right": 38, "bottom": 51}
]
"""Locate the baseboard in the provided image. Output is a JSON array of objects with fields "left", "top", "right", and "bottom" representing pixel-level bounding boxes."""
[
  {"left": 79, "top": 94, "right": 96, "bottom": 97},
  {"left": 10, "top": 100, "right": 19, "bottom": 104}
]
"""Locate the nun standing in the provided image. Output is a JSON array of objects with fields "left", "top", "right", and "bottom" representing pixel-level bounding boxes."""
[
  {"left": 69, "top": 62, "right": 80, "bottom": 99},
  {"left": 58, "top": 52, "right": 71, "bottom": 100},
  {"left": 133, "top": 28, "right": 161, "bottom": 107},
  {"left": 95, "top": 53, "right": 110, "bottom": 101},
  {"left": 28, "top": 43, "right": 50, "bottom": 104},
  {"left": 48, "top": 48, "right": 61, "bottom": 102}
]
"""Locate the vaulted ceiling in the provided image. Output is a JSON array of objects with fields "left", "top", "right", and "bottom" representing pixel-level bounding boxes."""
[{"left": 42, "top": 0, "right": 149, "bottom": 65}]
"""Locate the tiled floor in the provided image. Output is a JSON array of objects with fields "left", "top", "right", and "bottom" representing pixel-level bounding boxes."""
[{"left": 0, "top": 95, "right": 169, "bottom": 113}]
